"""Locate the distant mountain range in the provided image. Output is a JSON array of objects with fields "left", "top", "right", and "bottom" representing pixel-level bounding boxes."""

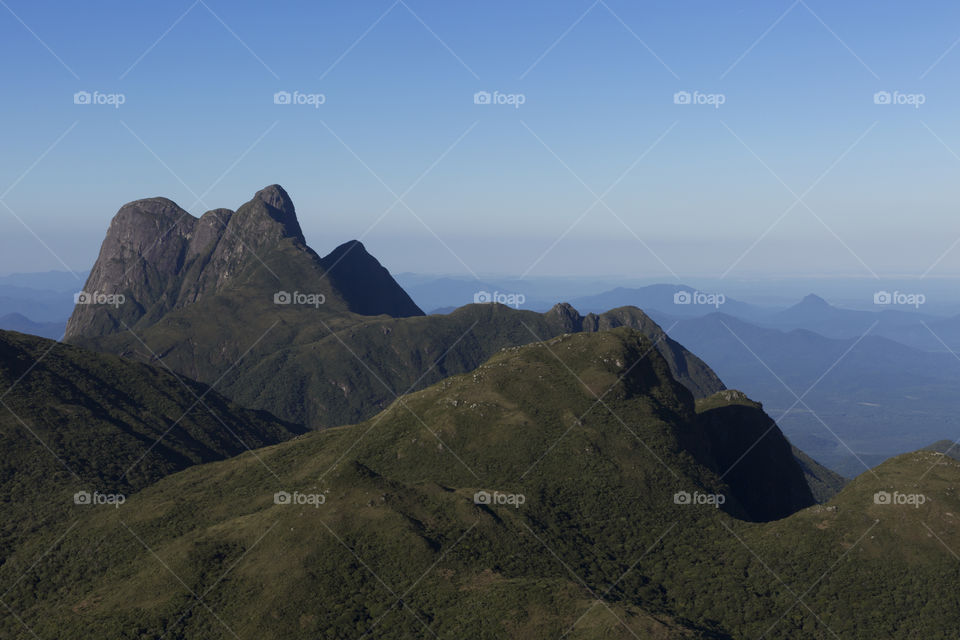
[
  {"left": 18, "top": 185, "right": 956, "bottom": 478},
  {"left": 4, "top": 254, "right": 957, "bottom": 479},
  {"left": 0, "top": 312, "right": 65, "bottom": 340}
]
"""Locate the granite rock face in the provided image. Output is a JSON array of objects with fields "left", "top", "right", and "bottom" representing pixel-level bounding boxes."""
[{"left": 64, "top": 185, "right": 422, "bottom": 340}]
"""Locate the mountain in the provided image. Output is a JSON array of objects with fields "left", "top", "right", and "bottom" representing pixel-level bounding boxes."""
[
  {"left": 0, "top": 312, "right": 66, "bottom": 340},
  {"left": 647, "top": 310, "right": 960, "bottom": 476},
  {"left": 0, "top": 328, "right": 813, "bottom": 639},
  {"left": 64, "top": 185, "right": 421, "bottom": 340},
  {"left": 319, "top": 239, "right": 423, "bottom": 317},
  {"left": 72, "top": 298, "right": 725, "bottom": 430},
  {"left": 0, "top": 328, "right": 304, "bottom": 558},
  {"left": 3, "top": 328, "right": 957, "bottom": 638},
  {"left": 65, "top": 187, "right": 724, "bottom": 430}
]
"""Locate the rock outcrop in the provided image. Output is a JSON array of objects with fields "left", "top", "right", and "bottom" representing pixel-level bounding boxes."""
[{"left": 65, "top": 185, "right": 423, "bottom": 340}]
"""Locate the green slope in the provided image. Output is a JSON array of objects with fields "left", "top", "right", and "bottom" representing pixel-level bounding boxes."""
[
  {"left": 0, "top": 328, "right": 304, "bottom": 562},
  {"left": 70, "top": 295, "right": 724, "bottom": 430},
  {"left": 2, "top": 328, "right": 823, "bottom": 639}
]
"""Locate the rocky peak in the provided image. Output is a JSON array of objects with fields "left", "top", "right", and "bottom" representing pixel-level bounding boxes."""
[
  {"left": 320, "top": 240, "right": 423, "bottom": 318},
  {"left": 545, "top": 302, "right": 583, "bottom": 332},
  {"left": 65, "top": 185, "right": 423, "bottom": 342},
  {"left": 108, "top": 197, "right": 195, "bottom": 253},
  {"left": 255, "top": 184, "right": 293, "bottom": 212},
  {"left": 231, "top": 184, "right": 305, "bottom": 245}
]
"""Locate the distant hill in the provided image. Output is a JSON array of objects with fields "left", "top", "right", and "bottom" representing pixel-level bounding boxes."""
[
  {"left": 0, "top": 284, "right": 75, "bottom": 322},
  {"left": 569, "top": 284, "right": 766, "bottom": 319},
  {"left": 0, "top": 270, "right": 85, "bottom": 324},
  {"left": 760, "top": 293, "right": 941, "bottom": 342},
  {"left": 0, "top": 312, "right": 65, "bottom": 340}
]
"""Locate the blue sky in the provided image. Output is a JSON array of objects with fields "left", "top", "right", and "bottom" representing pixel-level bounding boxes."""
[{"left": 2, "top": 0, "right": 960, "bottom": 280}]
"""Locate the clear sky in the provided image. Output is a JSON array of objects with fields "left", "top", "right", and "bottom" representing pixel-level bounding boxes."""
[{"left": 2, "top": 0, "right": 960, "bottom": 281}]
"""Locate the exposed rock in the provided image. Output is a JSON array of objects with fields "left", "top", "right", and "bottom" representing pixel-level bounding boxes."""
[{"left": 65, "top": 185, "right": 423, "bottom": 340}]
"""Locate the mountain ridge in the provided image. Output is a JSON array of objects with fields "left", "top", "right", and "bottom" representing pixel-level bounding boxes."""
[
  {"left": 1, "top": 328, "right": 953, "bottom": 638},
  {"left": 64, "top": 187, "right": 725, "bottom": 432}
]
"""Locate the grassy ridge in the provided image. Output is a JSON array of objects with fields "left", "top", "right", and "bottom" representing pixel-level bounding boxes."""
[{"left": 4, "top": 328, "right": 898, "bottom": 640}]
